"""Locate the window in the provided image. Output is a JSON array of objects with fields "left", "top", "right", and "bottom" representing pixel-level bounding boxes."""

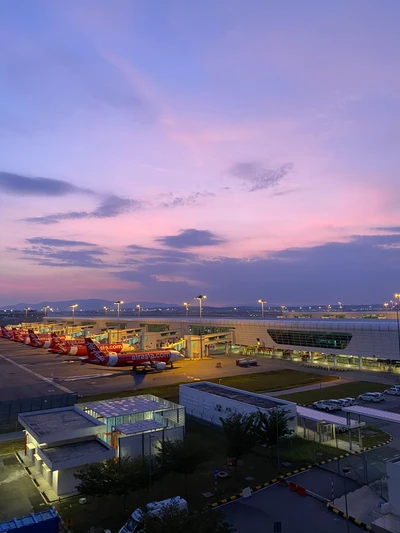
[{"left": 267, "top": 329, "right": 352, "bottom": 350}]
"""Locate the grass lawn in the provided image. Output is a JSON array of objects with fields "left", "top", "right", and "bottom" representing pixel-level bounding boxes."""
[
  {"left": 54, "top": 419, "right": 340, "bottom": 533},
  {"left": 80, "top": 369, "right": 336, "bottom": 404},
  {"left": 0, "top": 438, "right": 24, "bottom": 456},
  {"left": 338, "top": 425, "right": 391, "bottom": 448},
  {"left": 280, "top": 381, "right": 387, "bottom": 405}
]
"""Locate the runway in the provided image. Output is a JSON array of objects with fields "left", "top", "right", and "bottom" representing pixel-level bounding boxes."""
[{"left": 0, "top": 338, "right": 286, "bottom": 399}]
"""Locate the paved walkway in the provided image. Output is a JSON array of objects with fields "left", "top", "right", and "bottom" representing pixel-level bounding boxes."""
[{"left": 267, "top": 378, "right": 351, "bottom": 397}]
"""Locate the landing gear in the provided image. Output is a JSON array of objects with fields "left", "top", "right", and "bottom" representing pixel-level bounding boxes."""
[{"left": 170, "top": 362, "right": 174, "bottom": 369}]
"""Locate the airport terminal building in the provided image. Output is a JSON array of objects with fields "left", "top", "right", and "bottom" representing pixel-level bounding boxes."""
[{"left": 52, "top": 316, "right": 400, "bottom": 372}]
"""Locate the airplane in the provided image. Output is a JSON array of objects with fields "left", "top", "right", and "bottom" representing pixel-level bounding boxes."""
[
  {"left": 49, "top": 333, "right": 133, "bottom": 355},
  {"left": 27, "top": 330, "right": 54, "bottom": 348},
  {"left": 81, "top": 337, "right": 185, "bottom": 371},
  {"left": 47, "top": 333, "right": 85, "bottom": 353},
  {"left": 1, "top": 326, "right": 13, "bottom": 339},
  {"left": 12, "top": 328, "right": 29, "bottom": 342}
]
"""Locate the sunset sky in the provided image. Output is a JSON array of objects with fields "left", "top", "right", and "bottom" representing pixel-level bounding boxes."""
[{"left": 1, "top": 0, "right": 399, "bottom": 306}]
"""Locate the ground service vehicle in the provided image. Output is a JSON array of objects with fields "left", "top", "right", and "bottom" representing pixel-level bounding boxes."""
[
  {"left": 236, "top": 358, "right": 258, "bottom": 367},
  {"left": 119, "top": 497, "right": 188, "bottom": 533}
]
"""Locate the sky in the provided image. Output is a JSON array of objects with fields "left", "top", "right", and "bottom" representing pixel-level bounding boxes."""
[{"left": 1, "top": 0, "right": 400, "bottom": 306}]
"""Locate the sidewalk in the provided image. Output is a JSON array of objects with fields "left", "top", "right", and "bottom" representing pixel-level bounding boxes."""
[{"left": 267, "top": 378, "right": 351, "bottom": 397}]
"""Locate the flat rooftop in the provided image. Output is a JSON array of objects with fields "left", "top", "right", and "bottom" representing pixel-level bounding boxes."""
[
  {"left": 20, "top": 408, "right": 99, "bottom": 437},
  {"left": 43, "top": 439, "right": 111, "bottom": 464},
  {"left": 188, "top": 382, "right": 285, "bottom": 410},
  {"left": 115, "top": 420, "right": 165, "bottom": 434},
  {"left": 83, "top": 396, "right": 170, "bottom": 418}
]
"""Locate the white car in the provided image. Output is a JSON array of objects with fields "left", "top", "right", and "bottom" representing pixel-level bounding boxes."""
[
  {"left": 313, "top": 400, "right": 336, "bottom": 411},
  {"left": 343, "top": 397, "right": 356, "bottom": 406},
  {"left": 358, "top": 392, "right": 384, "bottom": 403},
  {"left": 334, "top": 398, "right": 352, "bottom": 407},
  {"left": 384, "top": 388, "right": 400, "bottom": 396},
  {"left": 326, "top": 400, "right": 343, "bottom": 410}
]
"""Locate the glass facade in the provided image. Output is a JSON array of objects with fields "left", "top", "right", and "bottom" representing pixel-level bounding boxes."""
[{"left": 267, "top": 329, "right": 352, "bottom": 350}]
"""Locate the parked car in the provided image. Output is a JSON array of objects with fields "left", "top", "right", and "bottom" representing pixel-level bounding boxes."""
[
  {"left": 333, "top": 398, "right": 352, "bottom": 408},
  {"left": 384, "top": 387, "right": 400, "bottom": 396},
  {"left": 358, "top": 392, "right": 384, "bottom": 403},
  {"left": 326, "top": 399, "right": 343, "bottom": 410},
  {"left": 312, "top": 400, "right": 336, "bottom": 411},
  {"left": 342, "top": 397, "right": 356, "bottom": 406}
]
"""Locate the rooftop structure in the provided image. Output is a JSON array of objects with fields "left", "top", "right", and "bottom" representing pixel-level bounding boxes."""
[
  {"left": 19, "top": 406, "right": 105, "bottom": 444},
  {"left": 188, "top": 382, "right": 285, "bottom": 410},
  {"left": 39, "top": 439, "right": 115, "bottom": 470},
  {"left": 83, "top": 396, "right": 170, "bottom": 418},
  {"left": 296, "top": 406, "right": 364, "bottom": 429},
  {"left": 115, "top": 420, "right": 166, "bottom": 435}
]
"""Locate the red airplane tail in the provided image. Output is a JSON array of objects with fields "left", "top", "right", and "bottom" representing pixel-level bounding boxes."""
[
  {"left": 49, "top": 333, "right": 68, "bottom": 353},
  {"left": 84, "top": 338, "right": 107, "bottom": 363},
  {"left": 28, "top": 329, "right": 42, "bottom": 347},
  {"left": 1, "top": 326, "right": 12, "bottom": 339}
]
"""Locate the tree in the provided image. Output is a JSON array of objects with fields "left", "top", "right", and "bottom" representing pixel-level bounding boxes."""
[
  {"left": 255, "top": 408, "right": 293, "bottom": 463},
  {"left": 220, "top": 412, "right": 257, "bottom": 465},
  {"left": 75, "top": 456, "right": 150, "bottom": 510},
  {"left": 156, "top": 439, "right": 206, "bottom": 497},
  {"left": 141, "top": 499, "right": 235, "bottom": 533}
]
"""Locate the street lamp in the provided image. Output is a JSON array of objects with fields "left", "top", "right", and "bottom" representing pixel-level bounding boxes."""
[
  {"left": 194, "top": 295, "right": 206, "bottom": 359},
  {"left": 136, "top": 304, "right": 141, "bottom": 317},
  {"left": 114, "top": 301, "right": 124, "bottom": 342},
  {"left": 70, "top": 304, "right": 78, "bottom": 324},
  {"left": 103, "top": 306, "right": 108, "bottom": 316},
  {"left": 183, "top": 302, "right": 189, "bottom": 316},
  {"left": 43, "top": 305, "right": 50, "bottom": 318},
  {"left": 394, "top": 294, "right": 400, "bottom": 360},
  {"left": 24, "top": 307, "right": 30, "bottom": 322},
  {"left": 258, "top": 299, "right": 266, "bottom": 318},
  {"left": 338, "top": 301, "right": 343, "bottom": 310},
  {"left": 342, "top": 466, "right": 351, "bottom": 533}
]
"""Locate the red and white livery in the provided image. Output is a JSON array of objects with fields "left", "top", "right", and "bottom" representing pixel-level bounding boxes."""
[
  {"left": 83, "top": 337, "right": 184, "bottom": 370},
  {"left": 49, "top": 333, "right": 133, "bottom": 356}
]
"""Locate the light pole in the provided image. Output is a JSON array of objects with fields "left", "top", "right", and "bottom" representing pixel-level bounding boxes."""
[
  {"left": 24, "top": 307, "right": 30, "bottom": 322},
  {"left": 43, "top": 305, "right": 50, "bottom": 319},
  {"left": 384, "top": 302, "right": 389, "bottom": 317},
  {"left": 258, "top": 299, "right": 266, "bottom": 318},
  {"left": 183, "top": 302, "right": 189, "bottom": 316},
  {"left": 70, "top": 304, "right": 78, "bottom": 324},
  {"left": 114, "top": 301, "right": 124, "bottom": 342},
  {"left": 194, "top": 295, "right": 206, "bottom": 359},
  {"left": 343, "top": 466, "right": 350, "bottom": 533},
  {"left": 338, "top": 301, "right": 343, "bottom": 310},
  {"left": 395, "top": 294, "right": 400, "bottom": 360},
  {"left": 103, "top": 306, "right": 108, "bottom": 316},
  {"left": 136, "top": 304, "right": 141, "bottom": 317}
]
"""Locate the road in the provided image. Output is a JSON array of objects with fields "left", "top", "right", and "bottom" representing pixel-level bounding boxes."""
[{"left": 223, "top": 481, "right": 362, "bottom": 533}]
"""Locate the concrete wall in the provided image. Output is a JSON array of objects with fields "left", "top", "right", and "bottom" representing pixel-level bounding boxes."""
[
  {"left": 118, "top": 427, "right": 184, "bottom": 459},
  {"left": 387, "top": 461, "right": 400, "bottom": 515},
  {"left": 54, "top": 466, "right": 81, "bottom": 496},
  {"left": 179, "top": 384, "right": 297, "bottom": 433}
]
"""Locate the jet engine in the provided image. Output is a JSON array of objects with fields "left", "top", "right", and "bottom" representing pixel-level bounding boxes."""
[{"left": 154, "top": 362, "right": 167, "bottom": 370}]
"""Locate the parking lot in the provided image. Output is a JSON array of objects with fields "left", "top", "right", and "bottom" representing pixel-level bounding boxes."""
[{"left": 224, "top": 481, "right": 362, "bottom": 533}]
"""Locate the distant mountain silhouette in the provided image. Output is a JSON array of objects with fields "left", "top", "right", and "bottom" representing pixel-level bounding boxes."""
[{"left": 1, "top": 299, "right": 179, "bottom": 311}]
